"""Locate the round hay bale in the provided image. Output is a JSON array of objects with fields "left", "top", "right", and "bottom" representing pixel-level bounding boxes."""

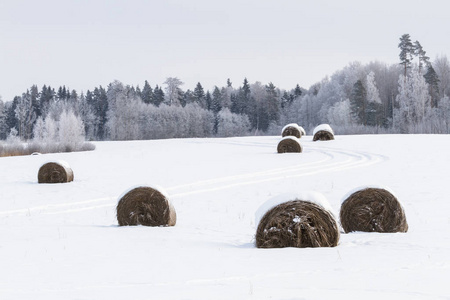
[
  {"left": 38, "top": 161, "right": 74, "bottom": 183},
  {"left": 116, "top": 186, "right": 176, "bottom": 227},
  {"left": 277, "top": 136, "right": 302, "bottom": 153},
  {"left": 312, "top": 124, "right": 334, "bottom": 141},
  {"left": 256, "top": 199, "right": 340, "bottom": 248},
  {"left": 340, "top": 187, "right": 408, "bottom": 233},
  {"left": 298, "top": 126, "right": 306, "bottom": 137},
  {"left": 281, "top": 123, "right": 302, "bottom": 138}
]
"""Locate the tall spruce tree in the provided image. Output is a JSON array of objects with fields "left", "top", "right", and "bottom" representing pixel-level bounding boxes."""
[
  {"left": 153, "top": 85, "right": 165, "bottom": 107},
  {"left": 294, "top": 84, "right": 302, "bottom": 97},
  {"left": 193, "top": 82, "right": 206, "bottom": 108},
  {"left": 211, "top": 86, "right": 222, "bottom": 114},
  {"left": 424, "top": 65, "right": 440, "bottom": 108},
  {"left": 141, "top": 80, "right": 153, "bottom": 104},
  {"left": 350, "top": 80, "right": 367, "bottom": 125}
]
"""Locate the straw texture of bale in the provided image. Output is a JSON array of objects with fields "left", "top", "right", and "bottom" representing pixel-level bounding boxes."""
[
  {"left": 340, "top": 187, "right": 408, "bottom": 233},
  {"left": 313, "top": 124, "right": 335, "bottom": 141},
  {"left": 256, "top": 200, "right": 340, "bottom": 248},
  {"left": 38, "top": 162, "right": 74, "bottom": 183},
  {"left": 116, "top": 186, "right": 177, "bottom": 227},
  {"left": 277, "top": 137, "right": 302, "bottom": 153},
  {"left": 282, "top": 125, "right": 301, "bottom": 138}
]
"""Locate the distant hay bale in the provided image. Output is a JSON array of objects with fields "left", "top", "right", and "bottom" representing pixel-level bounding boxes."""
[
  {"left": 281, "top": 123, "right": 304, "bottom": 138},
  {"left": 313, "top": 124, "right": 334, "bottom": 141},
  {"left": 116, "top": 186, "right": 177, "bottom": 227},
  {"left": 298, "top": 126, "right": 306, "bottom": 137},
  {"left": 38, "top": 161, "right": 74, "bottom": 183},
  {"left": 256, "top": 200, "right": 340, "bottom": 248},
  {"left": 340, "top": 187, "right": 408, "bottom": 233},
  {"left": 277, "top": 136, "right": 302, "bottom": 153}
]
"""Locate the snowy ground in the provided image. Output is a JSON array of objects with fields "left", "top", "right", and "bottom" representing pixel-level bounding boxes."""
[{"left": 0, "top": 135, "right": 449, "bottom": 300}]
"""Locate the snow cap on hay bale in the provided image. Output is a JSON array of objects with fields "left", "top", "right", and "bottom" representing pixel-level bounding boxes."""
[
  {"left": 313, "top": 124, "right": 334, "bottom": 141},
  {"left": 116, "top": 185, "right": 176, "bottom": 227},
  {"left": 281, "top": 123, "right": 305, "bottom": 138},
  {"left": 340, "top": 186, "right": 408, "bottom": 233},
  {"left": 38, "top": 161, "right": 74, "bottom": 183},
  {"left": 255, "top": 192, "right": 340, "bottom": 248},
  {"left": 277, "top": 136, "right": 302, "bottom": 153}
]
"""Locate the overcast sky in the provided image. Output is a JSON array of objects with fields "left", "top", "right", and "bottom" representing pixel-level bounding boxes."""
[{"left": 1, "top": 0, "right": 449, "bottom": 101}]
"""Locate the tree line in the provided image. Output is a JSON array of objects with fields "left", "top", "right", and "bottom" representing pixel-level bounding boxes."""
[{"left": 1, "top": 33, "right": 450, "bottom": 142}]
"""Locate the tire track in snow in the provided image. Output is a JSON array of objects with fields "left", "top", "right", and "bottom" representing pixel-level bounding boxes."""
[
  {"left": 0, "top": 144, "right": 386, "bottom": 216},
  {"left": 169, "top": 146, "right": 385, "bottom": 199}
]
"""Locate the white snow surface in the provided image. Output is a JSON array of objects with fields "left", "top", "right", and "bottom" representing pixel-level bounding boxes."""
[
  {"left": 313, "top": 123, "right": 334, "bottom": 135},
  {"left": 255, "top": 191, "right": 335, "bottom": 225},
  {"left": 1, "top": 135, "right": 449, "bottom": 299}
]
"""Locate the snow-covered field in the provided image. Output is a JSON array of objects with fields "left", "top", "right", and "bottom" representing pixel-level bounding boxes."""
[{"left": 0, "top": 135, "right": 449, "bottom": 300}]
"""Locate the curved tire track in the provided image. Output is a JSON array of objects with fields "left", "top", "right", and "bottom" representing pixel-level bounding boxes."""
[{"left": 0, "top": 142, "right": 386, "bottom": 216}]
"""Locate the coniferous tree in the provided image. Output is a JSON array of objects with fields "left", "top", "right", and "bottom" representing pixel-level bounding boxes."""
[
  {"left": 399, "top": 34, "right": 414, "bottom": 77},
  {"left": 211, "top": 86, "right": 222, "bottom": 114},
  {"left": 350, "top": 80, "right": 367, "bottom": 125},
  {"left": 5, "top": 97, "right": 19, "bottom": 135},
  {"left": 294, "top": 84, "right": 302, "bottom": 98},
  {"left": 211, "top": 87, "right": 223, "bottom": 134},
  {"left": 15, "top": 91, "right": 36, "bottom": 139},
  {"left": 205, "top": 91, "right": 212, "bottom": 111},
  {"left": 424, "top": 65, "right": 440, "bottom": 108},
  {"left": 281, "top": 91, "right": 291, "bottom": 109},
  {"left": 0, "top": 100, "right": 6, "bottom": 139},
  {"left": 153, "top": 85, "right": 165, "bottom": 107},
  {"left": 193, "top": 82, "right": 206, "bottom": 108},
  {"left": 231, "top": 78, "right": 251, "bottom": 115},
  {"left": 92, "top": 86, "right": 108, "bottom": 140},
  {"left": 414, "top": 40, "right": 430, "bottom": 72},
  {"left": 263, "top": 82, "right": 280, "bottom": 131},
  {"left": 39, "top": 85, "right": 55, "bottom": 116},
  {"left": 141, "top": 80, "right": 153, "bottom": 104}
]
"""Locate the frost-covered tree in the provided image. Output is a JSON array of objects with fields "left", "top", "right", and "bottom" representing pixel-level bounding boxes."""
[
  {"left": 164, "top": 77, "right": 184, "bottom": 106},
  {"left": 365, "top": 71, "right": 384, "bottom": 126},
  {"left": 32, "top": 117, "right": 46, "bottom": 142},
  {"left": 366, "top": 71, "right": 381, "bottom": 104},
  {"left": 394, "top": 68, "right": 431, "bottom": 132},
  {"left": 58, "top": 109, "right": 85, "bottom": 151},
  {"left": 327, "top": 99, "right": 353, "bottom": 128},
  {"left": 15, "top": 92, "right": 36, "bottom": 140},
  {"left": 106, "top": 81, "right": 143, "bottom": 140},
  {"left": 438, "top": 95, "right": 450, "bottom": 133},
  {"left": 217, "top": 108, "right": 250, "bottom": 137},
  {"left": 0, "top": 99, "right": 6, "bottom": 139},
  {"left": 433, "top": 55, "right": 450, "bottom": 98},
  {"left": 44, "top": 116, "right": 58, "bottom": 143}
]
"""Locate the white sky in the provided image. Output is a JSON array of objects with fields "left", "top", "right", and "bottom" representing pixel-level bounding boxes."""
[{"left": 1, "top": 0, "right": 449, "bottom": 101}]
